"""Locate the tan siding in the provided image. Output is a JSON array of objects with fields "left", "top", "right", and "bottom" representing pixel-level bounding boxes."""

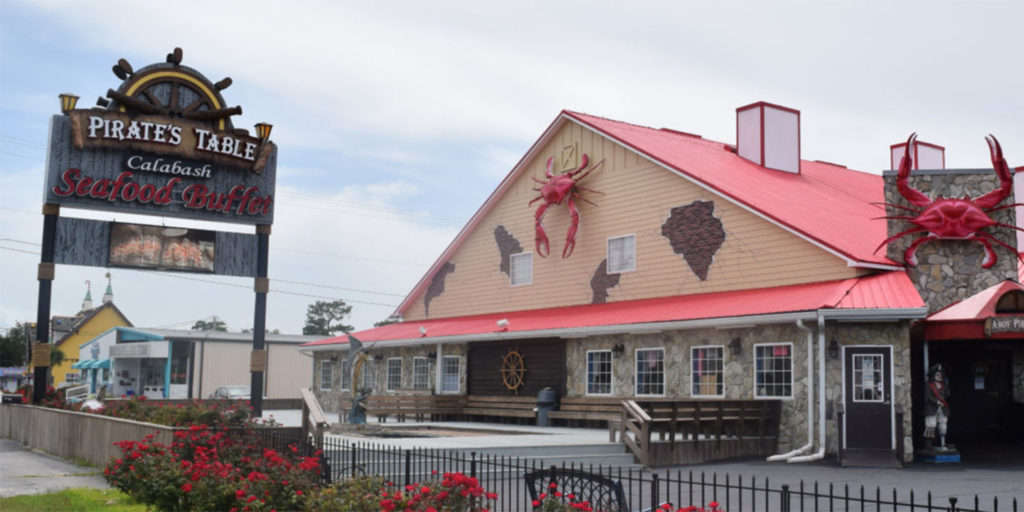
[
  {"left": 196, "top": 341, "right": 310, "bottom": 399},
  {"left": 404, "top": 123, "right": 861, "bottom": 321}
]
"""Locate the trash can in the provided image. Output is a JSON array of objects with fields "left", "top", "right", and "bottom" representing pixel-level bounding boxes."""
[{"left": 536, "top": 387, "right": 559, "bottom": 427}]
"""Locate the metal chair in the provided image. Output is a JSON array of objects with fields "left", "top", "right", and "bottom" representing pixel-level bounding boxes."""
[{"left": 524, "top": 465, "right": 628, "bottom": 512}]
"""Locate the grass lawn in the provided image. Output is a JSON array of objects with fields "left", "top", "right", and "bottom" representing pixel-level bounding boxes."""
[{"left": 0, "top": 488, "right": 146, "bottom": 512}]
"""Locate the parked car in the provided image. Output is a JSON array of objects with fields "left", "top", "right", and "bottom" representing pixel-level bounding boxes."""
[{"left": 208, "top": 385, "right": 251, "bottom": 400}]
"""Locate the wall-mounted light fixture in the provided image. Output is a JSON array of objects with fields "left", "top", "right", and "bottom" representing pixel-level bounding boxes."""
[
  {"left": 426, "top": 352, "right": 437, "bottom": 362},
  {"left": 419, "top": 326, "right": 427, "bottom": 337},
  {"left": 496, "top": 318, "right": 509, "bottom": 330},
  {"left": 729, "top": 337, "right": 742, "bottom": 356},
  {"left": 254, "top": 122, "right": 273, "bottom": 141},
  {"left": 611, "top": 344, "right": 625, "bottom": 358},
  {"left": 828, "top": 339, "right": 839, "bottom": 359},
  {"left": 328, "top": 355, "right": 338, "bottom": 363},
  {"left": 372, "top": 354, "right": 383, "bottom": 362},
  {"left": 59, "top": 93, "right": 79, "bottom": 115}
]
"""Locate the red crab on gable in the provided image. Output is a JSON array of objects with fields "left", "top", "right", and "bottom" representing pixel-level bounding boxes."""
[
  {"left": 878, "top": 133, "right": 1023, "bottom": 269},
  {"left": 529, "top": 153, "right": 604, "bottom": 258}
]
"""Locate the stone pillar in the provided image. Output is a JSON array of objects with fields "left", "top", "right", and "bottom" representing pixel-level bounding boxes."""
[{"left": 883, "top": 169, "right": 1018, "bottom": 313}]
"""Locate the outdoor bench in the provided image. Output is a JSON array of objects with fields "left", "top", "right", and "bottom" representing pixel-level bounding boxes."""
[
  {"left": 547, "top": 397, "right": 625, "bottom": 441},
  {"left": 461, "top": 395, "right": 536, "bottom": 422},
  {"left": 367, "top": 393, "right": 466, "bottom": 423}
]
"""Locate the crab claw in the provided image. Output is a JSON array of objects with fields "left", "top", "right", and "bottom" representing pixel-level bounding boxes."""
[
  {"left": 976, "top": 134, "right": 1013, "bottom": 210},
  {"left": 535, "top": 226, "right": 550, "bottom": 257}
]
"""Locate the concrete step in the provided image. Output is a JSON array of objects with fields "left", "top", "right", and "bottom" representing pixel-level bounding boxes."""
[{"left": 464, "top": 444, "right": 640, "bottom": 469}]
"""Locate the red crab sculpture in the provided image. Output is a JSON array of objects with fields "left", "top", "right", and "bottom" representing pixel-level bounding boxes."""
[
  {"left": 529, "top": 154, "right": 604, "bottom": 258},
  {"left": 877, "top": 133, "right": 1023, "bottom": 268}
]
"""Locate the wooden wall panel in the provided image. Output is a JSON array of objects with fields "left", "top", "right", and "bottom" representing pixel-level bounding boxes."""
[
  {"left": 403, "top": 122, "right": 863, "bottom": 321},
  {"left": 466, "top": 339, "right": 566, "bottom": 397}
]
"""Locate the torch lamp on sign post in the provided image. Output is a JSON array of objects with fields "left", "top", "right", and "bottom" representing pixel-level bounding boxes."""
[{"left": 248, "top": 122, "right": 273, "bottom": 419}]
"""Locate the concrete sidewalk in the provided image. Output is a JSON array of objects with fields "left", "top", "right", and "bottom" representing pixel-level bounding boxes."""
[{"left": 0, "top": 438, "right": 109, "bottom": 498}]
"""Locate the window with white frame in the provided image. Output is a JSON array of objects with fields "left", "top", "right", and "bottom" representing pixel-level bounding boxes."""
[
  {"left": 852, "top": 354, "right": 884, "bottom": 402},
  {"left": 607, "top": 234, "right": 636, "bottom": 273},
  {"left": 413, "top": 357, "right": 430, "bottom": 389},
  {"left": 340, "top": 359, "right": 351, "bottom": 390},
  {"left": 691, "top": 346, "right": 724, "bottom": 397},
  {"left": 359, "top": 361, "right": 376, "bottom": 390},
  {"left": 754, "top": 343, "right": 793, "bottom": 398},
  {"left": 635, "top": 348, "right": 664, "bottom": 395},
  {"left": 510, "top": 252, "right": 533, "bottom": 286},
  {"left": 387, "top": 358, "right": 402, "bottom": 391},
  {"left": 441, "top": 356, "right": 460, "bottom": 393},
  {"left": 320, "top": 360, "right": 333, "bottom": 391},
  {"left": 586, "top": 350, "right": 613, "bottom": 395}
]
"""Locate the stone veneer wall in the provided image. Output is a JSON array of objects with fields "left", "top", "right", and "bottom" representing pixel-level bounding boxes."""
[
  {"left": 883, "top": 170, "right": 1018, "bottom": 313},
  {"left": 565, "top": 320, "right": 913, "bottom": 460},
  {"left": 565, "top": 324, "right": 812, "bottom": 454},
  {"left": 823, "top": 321, "right": 913, "bottom": 460},
  {"left": 311, "top": 344, "right": 467, "bottom": 413}
]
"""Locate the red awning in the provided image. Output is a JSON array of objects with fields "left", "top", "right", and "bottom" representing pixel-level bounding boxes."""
[
  {"left": 924, "top": 280, "right": 1024, "bottom": 340},
  {"left": 303, "top": 271, "right": 924, "bottom": 349}
]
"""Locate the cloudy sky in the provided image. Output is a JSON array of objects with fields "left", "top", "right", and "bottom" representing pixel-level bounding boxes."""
[{"left": 1, "top": 1, "right": 1021, "bottom": 335}]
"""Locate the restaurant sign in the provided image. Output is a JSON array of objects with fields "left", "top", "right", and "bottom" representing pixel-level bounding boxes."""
[
  {"left": 43, "top": 48, "right": 276, "bottom": 226},
  {"left": 984, "top": 316, "right": 1024, "bottom": 336}
]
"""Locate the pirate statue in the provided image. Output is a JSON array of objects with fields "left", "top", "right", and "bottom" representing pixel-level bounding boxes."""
[{"left": 923, "top": 364, "right": 952, "bottom": 451}]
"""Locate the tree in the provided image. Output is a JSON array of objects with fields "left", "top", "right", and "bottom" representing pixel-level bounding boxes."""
[
  {"left": 50, "top": 346, "right": 65, "bottom": 367},
  {"left": 0, "top": 323, "right": 29, "bottom": 366},
  {"left": 373, "top": 314, "right": 402, "bottom": 327},
  {"left": 191, "top": 316, "right": 228, "bottom": 332},
  {"left": 303, "top": 300, "right": 354, "bottom": 336}
]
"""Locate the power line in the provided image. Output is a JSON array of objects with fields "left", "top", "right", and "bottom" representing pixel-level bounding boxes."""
[{"left": 280, "top": 191, "right": 466, "bottom": 222}]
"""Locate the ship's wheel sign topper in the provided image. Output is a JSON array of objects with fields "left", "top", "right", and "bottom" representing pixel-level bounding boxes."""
[
  {"left": 529, "top": 154, "right": 604, "bottom": 258},
  {"left": 501, "top": 348, "right": 527, "bottom": 392},
  {"left": 878, "top": 133, "right": 1023, "bottom": 269}
]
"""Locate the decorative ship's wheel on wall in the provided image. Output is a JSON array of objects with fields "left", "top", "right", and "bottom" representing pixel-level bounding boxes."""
[
  {"left": 103, "top": 47, "right": 241, "bottom": 131},
  {"left": 501, "top": 348, "right": 527, "bottom": 392}
]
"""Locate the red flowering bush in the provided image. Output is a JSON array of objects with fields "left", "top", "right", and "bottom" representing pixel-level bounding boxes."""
[
  {"left": 305, "top": 471, "right": 497, "bottom": 512},
  {"left": 104, "top": 424, "right": 321, "bottom": 512}
]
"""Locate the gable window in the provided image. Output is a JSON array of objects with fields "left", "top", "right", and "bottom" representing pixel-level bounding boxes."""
[
  {"left": 510, "top": 252, "right": 533, "bottom": 286},
  {"left": 691, "top": 346, "right": 724, "bottom": 397},
  {"left": 320, "top": 360, "right": 333, "bottom": 391},
  {"left": 754, "top": 343, "right": 793, "bottom": 398},
  {"left": 441, "top": 356, "right": 460, "bottom": 393},
  {"left": 387, "top": 358, "right": 402, "bottom": 391},
  {"left": 635, "top": 348, "right": 664, "bottom": 396},
  {"left": 340, "top": 359, "right": 351, "bottom": 390},
  {"left": 413, "top": 357, "right": 430, "bottom": 389},
  {"left": 586, "top": 350, "right": 613, "bottom": 395},
  {"left": 608, "top": 235, "right": 636, "bottom": 273}
]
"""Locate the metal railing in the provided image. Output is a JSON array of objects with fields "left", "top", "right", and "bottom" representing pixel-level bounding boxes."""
[{"left": 306, "top": 438, "right": 1019, "bottom": 512}]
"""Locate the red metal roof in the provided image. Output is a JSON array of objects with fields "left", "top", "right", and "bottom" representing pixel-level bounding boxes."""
[
  {"left": 304, "top": 271, "right": 924, "bottom": 348},
  {"left": 396, "top": 110, "right": 898, "bottom": 315},
  {"left": 564, "top": 111, "right": 894, "bottom": 267}
]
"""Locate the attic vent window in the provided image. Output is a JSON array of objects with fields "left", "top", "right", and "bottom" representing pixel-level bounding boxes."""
[
  {"left": 736, "top": 101, "right": 801, "bottom": 174},
  {"left": 995, "top": 290, "right": 1024, "bottom": 313},
  {"left": 607, "top": 234, "right": 636, "bottom": 274},
  {"left": 510, "top": 252, "right": 533, "bottom": 286}
]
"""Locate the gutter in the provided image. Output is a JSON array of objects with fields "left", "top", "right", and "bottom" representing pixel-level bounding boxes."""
[
  {"left": 298, "top": 311, "right": 820, "bottom": 352},
  {"left": 788, "top": 313, "right": 828, "bottom": 463},
  {"left": 768, "top": 318, "right": 814, "bottom": 461}
]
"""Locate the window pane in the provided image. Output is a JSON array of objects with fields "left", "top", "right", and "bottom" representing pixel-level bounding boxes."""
[
  {"left": 442, "top": 356, "right": 459, "bottom": 393},
  {"left": 387, "top": 359, "right": 402, "bottom": 391},
  {"left": 510, "top": 253, "right": 533, "bottom": 286},
  {"left": 413, "top": 358, "right": 429, "bottom": 389},
  {"left": 691, "top": 346, "right": 724, "bottom": 396},
  {"left": 587, "top": 351, "right": 612, "bottom": 395},
  {"left": 341, "top": 360, "right": 351, "bottom": 390},
  {"left": 755, "top": 344, "right": 793, "bottom": 398},
  {"left": 635, "top": 348, "right": 664, "bottom": 395},
  {"left": 608, "top": 235, "right": 636, "bottom": 273},
  {"left": 320, "top": 361, "right": 333, "bottom": 391}
]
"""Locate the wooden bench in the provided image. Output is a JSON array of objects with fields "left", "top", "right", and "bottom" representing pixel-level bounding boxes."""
[
  {"left": 461, "top": 395, "right": 536, "bottom": 423},
  {"left": 366, "top": 394, "right": 466, "bottom": 423},
  {"left": 547, "top": 397, "right": 625, "bottom": 441}
]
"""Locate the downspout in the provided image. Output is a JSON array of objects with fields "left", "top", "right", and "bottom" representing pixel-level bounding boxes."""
[
  {"left": 768, "top": 318, "right": 814, "bottom": 461},
  {"left": 789, "top": 312, "right": 827, "bottom": 463}
]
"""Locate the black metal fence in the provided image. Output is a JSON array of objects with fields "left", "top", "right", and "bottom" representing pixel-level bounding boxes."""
[{"left": 243, "top": 430, "right": 1019, "bottom": 512}]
